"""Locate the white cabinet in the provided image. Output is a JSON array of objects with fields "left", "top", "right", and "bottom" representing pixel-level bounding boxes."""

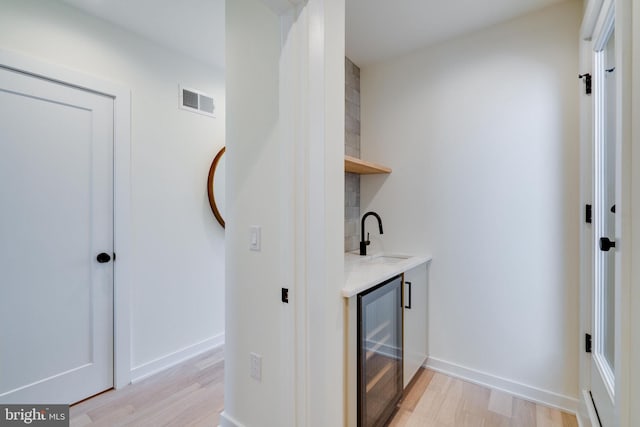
[
  {"left": 344, "top": 254, "right": 432, "bottom": 426},
  {"left": 403, "top": 262, "right": 429, "bottom": 388}
]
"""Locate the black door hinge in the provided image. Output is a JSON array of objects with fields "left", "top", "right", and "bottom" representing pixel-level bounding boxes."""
[
  {"left": 585, "top": 333, "right": 592, "bottom": 353},
  {"left": 281, "top": 288, "right": 289, "bottom": 303},
  {"left": 579, "top": 73, "right": 592, "bottom": 95},
  {"left": 585, "top": 204, "right": 592, "bottom": 224}
]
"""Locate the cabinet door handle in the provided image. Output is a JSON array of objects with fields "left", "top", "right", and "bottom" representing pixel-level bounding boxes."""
[{"left": 404, "top": 281, "right": 412, "bottom": 309}]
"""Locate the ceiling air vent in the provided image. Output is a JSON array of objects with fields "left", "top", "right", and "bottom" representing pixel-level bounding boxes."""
[{"left": 180, "top": 86, "right": 215, "bottom": 117}]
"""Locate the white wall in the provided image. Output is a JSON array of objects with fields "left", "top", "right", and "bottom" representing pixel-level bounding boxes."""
[
  {"left": 361, "top": 0, "right": 581, "bottom": 409},
  {"left": 224, "top": 0, "right": 345, "bottom": 425},
  {"left": 629, "top": 0, "right": 640, "bottom": 424},
  {"left": 0, "top": 0, "right": 225, "bottom": 374},
  {"left": 617, "top": 0, "right": 637, "bottom": 425}
]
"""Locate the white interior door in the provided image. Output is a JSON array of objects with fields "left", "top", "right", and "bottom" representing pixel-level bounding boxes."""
[
  {"left": 0, "top": 66, "right": 114, "bottom": 404},
  {"left": 590, "top": 10, "right": 616, "bottom": 426}
]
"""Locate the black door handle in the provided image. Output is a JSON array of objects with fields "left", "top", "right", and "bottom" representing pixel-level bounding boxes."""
[
  {"left": 599, "top": 237, "right": 616, "bottom": 252},
  {"left": 97, "top": 252, "right": 112, "bottom": 263},
  {"left": 404, "top": 281, "right": 412, "bottom": 309}
]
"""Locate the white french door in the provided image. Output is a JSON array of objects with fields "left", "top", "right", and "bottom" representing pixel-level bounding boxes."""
[
  {"left": 590, "top": 2, "right": 617, "bottom": 425},
  {"left": 0, "top": 66, "right": 114, "bottom": 404}
]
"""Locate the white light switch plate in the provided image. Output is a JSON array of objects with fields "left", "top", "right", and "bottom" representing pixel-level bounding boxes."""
[{"left": 249, "top": 226, "right": 261, "bottom": 251}]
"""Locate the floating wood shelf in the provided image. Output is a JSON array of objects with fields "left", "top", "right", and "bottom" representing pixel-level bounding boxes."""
[{"left": 344, "top": 155, "right": 392, "bottom": 175}]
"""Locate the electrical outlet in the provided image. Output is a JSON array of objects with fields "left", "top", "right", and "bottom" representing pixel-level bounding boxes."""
[{"left": 250, "top": 352, "right": 262, "bottom": 381}]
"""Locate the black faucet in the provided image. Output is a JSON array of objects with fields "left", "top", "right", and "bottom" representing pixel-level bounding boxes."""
[{"left": 360, "top": 211, "right": 383, "bottom": 256}]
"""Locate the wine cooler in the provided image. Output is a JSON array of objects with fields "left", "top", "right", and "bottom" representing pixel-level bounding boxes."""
[{"left": 357, "top": 274, "right": 403, "bottom": 427}]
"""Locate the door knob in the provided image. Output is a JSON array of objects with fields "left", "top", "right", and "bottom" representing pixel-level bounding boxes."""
[
  {"left": 96, "top": 252, "right": 112, "bottom": 263},
  {"left": 599, "top": 237, "right": 616, "bottom": 252}
]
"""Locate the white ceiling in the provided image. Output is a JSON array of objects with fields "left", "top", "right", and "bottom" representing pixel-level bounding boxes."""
[
  {"left": 59, "top": 0, "right": 569, "bottom": 69},
  {"left": 346, "top": 0, "right": 570, "bottom": 66},
  {"left": 59, "top": 0, "right": 225, "bottom": 69}
]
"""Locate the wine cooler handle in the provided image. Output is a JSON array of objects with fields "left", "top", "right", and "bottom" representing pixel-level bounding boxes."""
[{"left": 404, "top": 281, "right": 412, "bottom": 309}]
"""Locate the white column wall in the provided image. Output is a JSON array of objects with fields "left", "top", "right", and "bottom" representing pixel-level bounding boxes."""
[{"left": 223, "top": 0, "right": 344, "bottom": 425}]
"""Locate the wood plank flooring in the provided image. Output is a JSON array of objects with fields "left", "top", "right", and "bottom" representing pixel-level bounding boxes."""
[
  {"left": 389, "top": 368, "right": 578, "bottom": 427},
  {"left": 69, "top": 347, "right": 224, "bottom": 427},
  {"left": 70, "top": 348, "right": 578, "bottom": 427}
]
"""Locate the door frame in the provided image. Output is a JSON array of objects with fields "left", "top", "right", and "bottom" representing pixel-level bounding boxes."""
[
  {"left": 578, "top": 0, "right": 635, "bottom": 425},
  {"left": 0, "top": 48, "right": 132, "bottom": 389},
  {"left": 590, "top": 2, "right": 616, "bottom": 424}
]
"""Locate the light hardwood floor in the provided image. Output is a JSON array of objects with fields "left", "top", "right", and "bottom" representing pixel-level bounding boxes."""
[
  {"left": 70, "top": 347, "right": 224, "bottom": 427},
  {"left": 70, "top": 348, "right": 577, "bottom": 427},
  {"left": 390, "top": 368, "right": 578, "bottom": 427}
]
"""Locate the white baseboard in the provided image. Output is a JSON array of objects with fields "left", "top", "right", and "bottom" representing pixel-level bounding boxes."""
[
  {"left": 425, "top": 357, "right": 579, "bottom": 414},
  {"left": 219, "top": 411, "right": 246, "bottom": 427},
  {"left": 130, "top": 333, "right": 224, "bottom": 383}
]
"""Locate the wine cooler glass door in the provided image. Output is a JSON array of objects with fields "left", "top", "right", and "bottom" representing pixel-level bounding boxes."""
[{"left": 357, "top": 275, "right": 403, "bottom": 427}]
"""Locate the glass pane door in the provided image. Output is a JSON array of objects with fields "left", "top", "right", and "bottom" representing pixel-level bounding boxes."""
[{"left": 591, "top": 17, "right": 616, "bottom": 426}]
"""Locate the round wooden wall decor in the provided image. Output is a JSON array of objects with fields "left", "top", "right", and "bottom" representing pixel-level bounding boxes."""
[{"left": 207, "top": 146, "right": 225, "bottom": 228}]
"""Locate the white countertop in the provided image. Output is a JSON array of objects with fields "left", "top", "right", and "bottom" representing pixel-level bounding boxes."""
[{"left": 342, "top": 252, "right": 432, "bottom": 298}]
